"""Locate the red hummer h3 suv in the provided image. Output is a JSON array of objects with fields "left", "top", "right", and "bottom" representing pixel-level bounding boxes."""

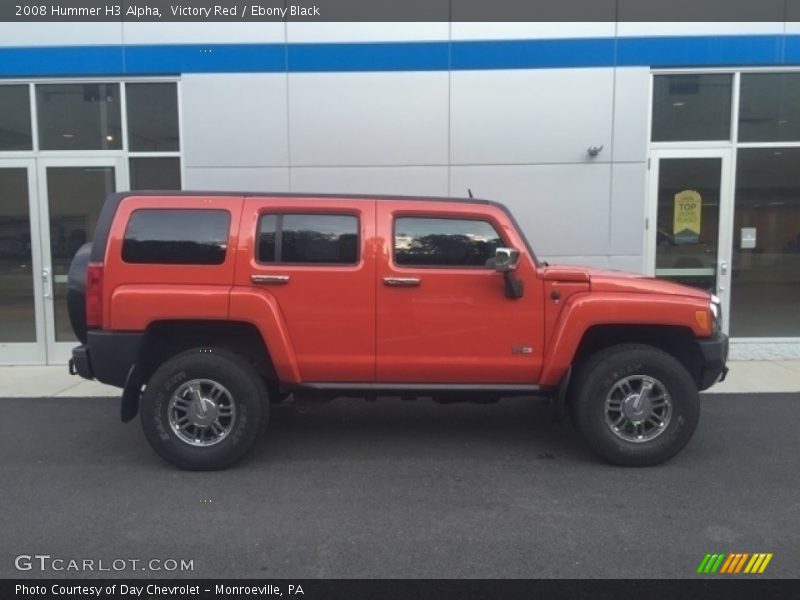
[{"left": 68, "top": 192, "right": 728, "bottom": 470}]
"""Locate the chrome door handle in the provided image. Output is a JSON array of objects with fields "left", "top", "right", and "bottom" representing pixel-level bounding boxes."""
[
  {"left": 383, "top": 277, "right": 420, "bottom": 287},
  {"left": 42, "top": 268, "right": 51, "bottom": 298},
  {"left": 251, "top": 275, "right": 290, "bottom": 284},
  {"left": 720, "top": 260, "right": 728, "bottom": 276}
]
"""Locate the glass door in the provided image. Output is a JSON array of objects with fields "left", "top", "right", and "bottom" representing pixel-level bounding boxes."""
[
  {"left": 0, "top": 160, "right": 46, "bottom": 364},
  {"left": 37, "top": 157, "right": 124, "bottom": 363},
  {"left": 647, "top": 149, "right": 734, "bottom": 331},
  {"left": 731, "top": 148, "right": 800, "bottom": 338}
]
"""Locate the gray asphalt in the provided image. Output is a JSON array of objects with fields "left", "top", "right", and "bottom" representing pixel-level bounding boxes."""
[{"left": 1, "top": 393, "right": 798, "bottom": 579}]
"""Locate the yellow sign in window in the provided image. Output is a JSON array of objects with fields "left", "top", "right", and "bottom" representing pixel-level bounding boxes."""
[{"left": 673, "top": 189, "right": 702, "bottom": 245}]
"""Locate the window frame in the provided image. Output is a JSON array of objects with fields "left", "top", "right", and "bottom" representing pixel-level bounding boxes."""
[
  {"left": 0, "top": 84, "right": 33, "bottom": 151},
  {"left": 391, "top": 214, "right": 508, "bottom": 270},
  {"left": 255, "top": 211, "right": 361, "bottom": 267},
  {"left": 0, "top": 78, "right": 183, "bottom": 194},
  {"left": 121, "top": 207, "right": 231, "bottom": 266},
  {"left": 35, "top": 82, "right": 124, "bottom": 152},
  {"left": 650, "top": 73, "right": 734, "bottom": 144}
]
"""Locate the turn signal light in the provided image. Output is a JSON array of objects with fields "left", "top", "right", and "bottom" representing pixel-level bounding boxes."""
[
  {"left": 86, "top": 263, "right": 104, "bottom": 328},
  {"left": 694, "top": 310, "right": 710, "bottom": 333}
]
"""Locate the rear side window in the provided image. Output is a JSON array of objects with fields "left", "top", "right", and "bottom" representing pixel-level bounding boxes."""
[
  {"left": 394, "top": 217, "right": 503, "bottom": 267},
  {"left": 122, "top": 209, "right": 230, "bottom": 265},
  {"left": 258, "top": 214, "right": 358, "bottom": 264}
]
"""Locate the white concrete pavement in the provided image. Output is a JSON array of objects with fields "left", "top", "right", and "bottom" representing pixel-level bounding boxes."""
[{"left": 0, "top": 361, "right": 798, "bottom": 397}]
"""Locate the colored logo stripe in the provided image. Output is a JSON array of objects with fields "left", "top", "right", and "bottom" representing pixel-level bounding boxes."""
[{"left": 698, "top": 553, "right": 773, "bottom": 574}]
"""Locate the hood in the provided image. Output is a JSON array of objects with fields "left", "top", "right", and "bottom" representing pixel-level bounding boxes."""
[{"left": 540, "top": 264, "right": 710, "bottom": 300}]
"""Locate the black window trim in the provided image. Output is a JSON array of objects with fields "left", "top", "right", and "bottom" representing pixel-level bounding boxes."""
[
  {"left": 255, "top": 210, "right": 361, "bottom": 267},
  {"left": 391, "top": 214, "right": 509, "bottom": 270},
  {"left": 121, "top": 207, "right": 231, "bottom": 266}
]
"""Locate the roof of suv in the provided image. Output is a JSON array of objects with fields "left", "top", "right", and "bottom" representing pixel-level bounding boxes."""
[{"left": 107, "top": 190, "right": 492, "bottom": 204}]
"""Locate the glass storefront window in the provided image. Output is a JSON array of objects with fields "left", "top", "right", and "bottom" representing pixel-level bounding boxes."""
[
  {"left": 126, "top": 83, "right": 180, "bottom": 152},
  {"left": 731, "top": 148, "right": 800, "bottom": 337},
  {"left": 0, "top": 86, "right": 33, "bottom": 151},
  {"left": 46, "top": 166, "right": 116, "bottom": 341},
  {"left": 0, "top": 168, "right": 36, "bottom": 342},
  {"left": 652, "top": 74, "right": 733, "bottom": 142},
  {"left": 739, "top": 73, "right": 800, "bottom": 142},
  {"left": 129, "top": 157, "right": 182, "bottom": 190},
  {"left": 655, "top": 158, "right": 721, "bottom": 293},
  {"left": 36, "top": 83, "right": 122, "bottom": 150}
]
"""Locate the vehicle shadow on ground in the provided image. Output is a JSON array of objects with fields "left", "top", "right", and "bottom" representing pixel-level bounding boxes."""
[{"left": 248, "top": 395, "right": 594, "bottom": 466}]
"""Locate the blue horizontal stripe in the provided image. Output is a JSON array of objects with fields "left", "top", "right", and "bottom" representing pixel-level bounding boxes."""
[
  {"left": 0, "top": 46, "right": 125, "bottom": 77},
  {"left": 126, "top": 43, "right": 285, "bottom": 74},
  {"left": 452, "top": 38, "right": 615, "bottom": 69},
  {"left": 0, "top": 35, "right": 798, "bottom": 77},
  {"left": 616, "top": 35, "right": 785, "bottom": 67},
  {"left": 288, "top": 41, "right": 449, "bottom": 72}
]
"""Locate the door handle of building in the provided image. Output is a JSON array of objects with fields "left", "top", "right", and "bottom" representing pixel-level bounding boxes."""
[
  {"left": 383, "top": 277, "right": 421, "bottom": 287},
  {"left": 251, "top": 275, "right": 290, "bottom": 284},
  {"left": 720, "top": 261, "right": 728, "bottom": 276},
  {"left": 42, "top": 268, "right": 50, "bottom": 298}
]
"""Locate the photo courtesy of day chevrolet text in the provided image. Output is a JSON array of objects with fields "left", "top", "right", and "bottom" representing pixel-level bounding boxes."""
[{"left": 15, "top": 583, "right": 303, "bottom": 597}]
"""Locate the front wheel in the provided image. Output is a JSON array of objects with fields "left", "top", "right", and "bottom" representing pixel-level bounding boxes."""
[
  {"left": 571, "top": 344, "right": 700, "bottom": 466},
  {"left": 140, "top": 348, "right": 268, "bottom": 470}
]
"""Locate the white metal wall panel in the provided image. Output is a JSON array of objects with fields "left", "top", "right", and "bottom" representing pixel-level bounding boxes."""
[
  {"left": 287, "top": 22, "right": 449, "bottom": 42},
  {"left": 608, "top": 255, "right": 646, "bottom": 273},
  {"left": 609, "top": 163, "right": 647, "bottom": 256},
  {"left": 450, "top": 22, "right": 616, "bottom": 40},
  {"left": 616, "top": 22, "right": 785, "bottom": 37},
  {"left": 181, "top": 74, "right": 289, "bottom": 168},
  {"left": 611, "top": 67, "right": 650, "bottom": 163},
  {"left": 289, "top": 166, "right": 449, "bottom": 196},
  {"left": 450, "top": 68, "right": 614, "bottom": 165},
  {"left": 0, "top": 22, "right": 123, "bottom": 46},
  {"left": 122, "top": 22, "right": 285, "bottom": 44},
  {"left": 288, "top": 72, "right": 449, "bottom": 167},
  {"left": 183, "top": 167, "right": 290, "bottom": 191}
]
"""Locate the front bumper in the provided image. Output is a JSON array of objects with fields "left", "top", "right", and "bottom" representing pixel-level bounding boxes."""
[{"left": 697, "top": 333, "right": 729, "bottom": 391}]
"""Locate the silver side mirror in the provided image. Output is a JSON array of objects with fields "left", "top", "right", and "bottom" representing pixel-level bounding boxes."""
[{"left": 494, "top": 247, "right": 520, "bottom": 273}]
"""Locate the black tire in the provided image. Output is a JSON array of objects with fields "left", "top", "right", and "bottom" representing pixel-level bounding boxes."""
[
  {"left": 571, "top": 344, "right": 699, "bottom": 467},
  {"left": 140, "top": 348, "right": 268, "bottom": 470}
]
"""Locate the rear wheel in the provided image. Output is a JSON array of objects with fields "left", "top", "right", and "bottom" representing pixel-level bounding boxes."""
[
  {"left": 140, "top": 348, "right": 268, "bottom": 470},
  {"left": 571, "top": 344, "right": 699, "bottom": 466}
]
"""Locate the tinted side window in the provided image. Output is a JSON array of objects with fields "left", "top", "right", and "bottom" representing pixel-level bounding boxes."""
[
  {"left": 394, "top": 217, "right": 503, "bottom": 267},
  {"left": 122, "top": 209, "right": 230, "bottom": 265},
  {"left": 258, "top": 214, "right": 358, "bottom": 264}
]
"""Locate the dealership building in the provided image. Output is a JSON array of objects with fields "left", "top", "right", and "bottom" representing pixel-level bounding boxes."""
[{"left": 1, "top": 20, "right": 800, "bottom": 364}]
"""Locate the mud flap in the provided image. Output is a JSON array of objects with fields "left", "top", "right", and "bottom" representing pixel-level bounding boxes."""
[
  {"left": 120, "top": 364, "right": 143, "bottom": 423},
  {"left": 549, "top": 366, "right": 572, "bottom": 424}
]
